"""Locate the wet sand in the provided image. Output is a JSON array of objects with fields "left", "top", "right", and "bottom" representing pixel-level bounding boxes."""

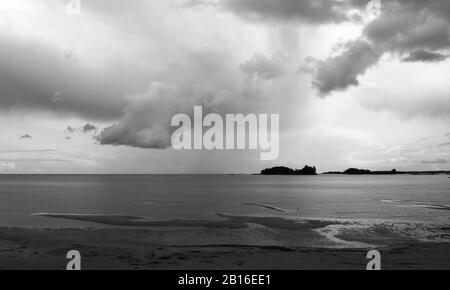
[{"left": 0, "top": 227, "right": 449, "bottom": 270}]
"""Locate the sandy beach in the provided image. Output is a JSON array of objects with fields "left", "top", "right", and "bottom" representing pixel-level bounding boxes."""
[{"left": 1, "top": 227, "right": 449, "bottom": 270}]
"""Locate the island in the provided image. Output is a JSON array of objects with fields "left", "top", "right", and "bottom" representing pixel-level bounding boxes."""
[
  {"left": 260, "top": 165, "right": 317, "bottom": 175},
  {"left": 259, "top": 166, "right": 450, "bottom": 176},
  {"left": 323, "top": 168, "right": 450, "bottom": 175}
]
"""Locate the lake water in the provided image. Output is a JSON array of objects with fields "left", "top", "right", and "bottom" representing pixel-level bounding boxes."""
[{"left": 0, "top": 175, "right": 449, "bottom": 248}]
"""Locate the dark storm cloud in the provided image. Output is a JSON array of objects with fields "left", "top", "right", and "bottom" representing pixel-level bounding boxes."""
[
  {"left": 221, "top": 0, "right": 367, "bottom": 24},
  {"left": 301, "top": 0, "right": 450, "bottom": 95},
  {"left": 2, "top": 0, "right": 271, "bottom": 131},
  {"left": 302, "top": 40, "right": 380, "bottom": 95},
  {"left": 96, "top": 51, "right": 266, "bottom": 149},
  {"left": 402, "top": 50, "right": 449, "bottom": 62},
  {"left": 0, "top": 0, "right": 167, "bottom": 122},
  {"left": 1, "top": 1, "right": 276, "bottom": 151},
  {"left": 240, "top": 54, "right": 285, "bottom": 80},
  {"left": 363, "top": 2, "right": 450, "bottom": 53},
  {"left": 0, "top": 37, "right": 126, "bottom": 120}
]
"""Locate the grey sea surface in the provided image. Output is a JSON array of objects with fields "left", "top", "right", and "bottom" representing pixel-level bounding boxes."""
[{"left": 0, "top": 174, "right": 449, "bottom": 248}]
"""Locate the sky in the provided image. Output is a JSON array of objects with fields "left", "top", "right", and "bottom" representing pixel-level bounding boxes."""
[{"left": 0, "top": 0, "right": 449, "bottom": 174}]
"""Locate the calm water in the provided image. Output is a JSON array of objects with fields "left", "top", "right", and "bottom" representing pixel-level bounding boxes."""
[{"left": 0, "top": 174, "right": 448, "bottom": 229}]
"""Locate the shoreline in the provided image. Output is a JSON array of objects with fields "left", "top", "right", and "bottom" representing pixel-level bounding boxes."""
[{"left": 1, "top": 226, "right": 449, "bottom": 270}]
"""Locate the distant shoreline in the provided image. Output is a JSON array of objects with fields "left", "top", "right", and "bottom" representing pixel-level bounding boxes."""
[
  {"left": 259, "top": 166, "right": 450, "bottom": 176},
  {"left": 322, "top": 172, "right": 450, "bottom": 176},
  {"left": 320, "top": 171, "right": 450, "bottom": 176},
  {"left": 322, "top": 168, "right": 450, "bottom": 176}
]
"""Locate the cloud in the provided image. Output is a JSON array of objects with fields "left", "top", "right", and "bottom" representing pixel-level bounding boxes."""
[
  {"left": 361, "top": 91, "right": 450, "bottom": 119},
  {"left": 19, "top": 134, "right": 32, "bottom": 139},
  {"left": 402, "top": 50, "right": 449, "bottom": 62},
  {"left": 0, "top": 34, "right": 126, "bottom": 120},
  {"left": 82, "top": 123, "right": 98, "bottom": 133},
  {"left": 64, "top": 123, "right": 98, "bottom": 140},
  {"left": 240, "top": 54, "right": 285, "bottom": 80},
  {"left": 0, "top": 0, "right": 194, "bottom": 121},
  {"left": 64, "top": 127, "right": 76, "bottom": 140},
  {"left": 302, "top": 40, "right": 380, "bottom": 95},
  {"left": 96, "top": 51, "right": 266, "bottom": 149},
  {"left": 301, "top": 0, "right": 450, "bottom": 95},
  {"left": 0, "top": 0, "right": 283, "bottom": 127},
  {"left": 363, "top": 1, "right": 450, "bottom": 53},
  {"left": 420, "top": 158, "right": 448, "bottom": 164},
  {"left": 2, "top": 1, "right": 286, "bottom": 151},
  {"left": 221, "top": 0, "right": 366, "bottom": 24},
  {"left": 95, "top": 82, "right": 176, "bottom": 149},
  {"left": 352, "top": 136, "right": 450, "bottom": 170}
]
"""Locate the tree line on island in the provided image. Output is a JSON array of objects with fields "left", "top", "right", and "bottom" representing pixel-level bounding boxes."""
[
  {"left": 260, "top": 166, "right": 318, "bottom": 175},
  {"left": 259, "top": 166, "right": 450, "bottom": 176}
]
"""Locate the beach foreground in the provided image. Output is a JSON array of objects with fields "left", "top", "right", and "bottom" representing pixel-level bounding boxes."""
[{"left": 1, "top": 227, "right": 449, "bottom": 270}]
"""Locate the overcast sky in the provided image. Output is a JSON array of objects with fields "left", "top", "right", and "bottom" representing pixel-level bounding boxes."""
[{"left": 0, "top": 0, "right": 449, "bottom": 174}]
